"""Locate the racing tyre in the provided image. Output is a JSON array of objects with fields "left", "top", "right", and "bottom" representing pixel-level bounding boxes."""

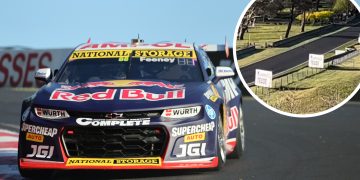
[
  {"left": 216, "top": 114, "right": 226, "bottom": 170},
  {"left": 228, "top": 106, "right": 245, "bottom": 159}
]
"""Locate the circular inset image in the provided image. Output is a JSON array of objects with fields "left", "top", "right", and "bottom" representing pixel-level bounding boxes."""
[{"left": 234, "top": 0, "right": 360, "bottom": 117}]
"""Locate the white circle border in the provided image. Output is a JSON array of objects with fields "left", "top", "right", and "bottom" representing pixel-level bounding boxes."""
[{"left": 232, "top": 0, "right": 360, "bottom": 118}]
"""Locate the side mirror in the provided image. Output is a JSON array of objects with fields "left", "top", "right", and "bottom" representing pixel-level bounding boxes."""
[
  {"left": 213, "top": 66, "right": 235, "bottom": 83},
  {"left": 35, "top": 68, "right": 52, "bottom": 83}
]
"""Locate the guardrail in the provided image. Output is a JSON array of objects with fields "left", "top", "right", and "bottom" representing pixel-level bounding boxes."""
[
  {"left": 271, "top": 24, "right": 335, "bottom": 47},
  {"left": 236, "top": 45, "right": 256, "bottom": 58}
]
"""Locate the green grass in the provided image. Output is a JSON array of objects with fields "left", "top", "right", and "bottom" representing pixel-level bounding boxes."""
[
  {"left": 236, "top": 23, "right": 322, "bottom": 49},
  {"left": 252, "top": 49, "right": 360, "bottom": 114}
]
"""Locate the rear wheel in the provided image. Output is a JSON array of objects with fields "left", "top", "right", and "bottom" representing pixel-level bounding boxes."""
[
  {"left": 216, "top": 115, "right": 226, "bottom": 170},
  {"left": 228, "top": 106, "right": 245, "bottom": 159}
]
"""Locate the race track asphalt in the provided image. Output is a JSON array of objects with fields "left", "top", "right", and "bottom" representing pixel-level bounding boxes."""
[
  {"left": 239, "top": 23, "right": 360, "bottom": 84},
  {"left": 0, "top": 89, "right": 360, "bottom": 180}
]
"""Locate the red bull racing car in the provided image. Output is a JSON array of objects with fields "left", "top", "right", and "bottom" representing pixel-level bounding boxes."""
[{"left": 18, "top": 42, "right": 245, "bottom": 178}]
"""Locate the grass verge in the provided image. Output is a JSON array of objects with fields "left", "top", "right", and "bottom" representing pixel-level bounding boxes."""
[{"left": 236, "top": 23, "right": 322, "bottom": 49}]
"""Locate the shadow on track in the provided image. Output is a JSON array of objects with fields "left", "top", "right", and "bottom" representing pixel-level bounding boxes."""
[{"left": 52, "top": 169, "right": 213, "bottom": 180}]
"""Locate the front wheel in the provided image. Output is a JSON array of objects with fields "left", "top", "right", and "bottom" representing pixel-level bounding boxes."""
[
  {"left": 228, "top": 106, "right": 245, "bottom": 159},
  {"left": 216, "top": 115, "right": 226, "bottom": 170}
]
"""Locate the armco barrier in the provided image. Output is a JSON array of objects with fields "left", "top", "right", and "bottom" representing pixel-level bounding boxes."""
[
  {"left": 271, "top": 24, "right": 335, "bottom": 47},
  {"left": 236, "top": 45, "right": 256, "bottom": 58}
]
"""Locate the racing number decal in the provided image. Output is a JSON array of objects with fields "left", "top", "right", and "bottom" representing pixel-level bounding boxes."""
[
  {"left": 26, "top": 145, "right": 54, "bottom": 159},
  {"left": 176, "top": 143, "right": 206, "bottom": 158}
]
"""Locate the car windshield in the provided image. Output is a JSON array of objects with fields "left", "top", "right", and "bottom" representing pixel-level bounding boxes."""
[{"left": 56, "top": 49, "right": 204, "bottom": 84}]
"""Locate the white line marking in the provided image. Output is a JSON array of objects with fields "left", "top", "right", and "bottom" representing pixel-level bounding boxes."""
[
  {"left": 0, "top": 123, "right": 20, "bottom": 131},
  {"left": 0, "top": 148, "right": 17, "bottom": 152}
]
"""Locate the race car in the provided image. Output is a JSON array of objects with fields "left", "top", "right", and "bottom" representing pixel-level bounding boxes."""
[{"left": 18, "top": 42, "right": 245, "bottom": 178}]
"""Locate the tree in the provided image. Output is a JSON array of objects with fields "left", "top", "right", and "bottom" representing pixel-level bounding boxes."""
[
  {"left": 333, "top": 0, "right": 350, "bottom": 13},
  {"left": 238, "top": 6, "right": 256, "bottom": 40},
  {"left": 299, "top": 0, "right": 313, "bottom": 32},
  {"left": 238, "top": 0, "right": 283, "bottom": 40},
  {"left": 315, "top": 0, "right": 320, "bottom": 11},
  {"left": 284, "top": 0, "right": 313, "bottom": 38},
  {"left": 284, "top": 0, "right": 296, "bottom": 38}
]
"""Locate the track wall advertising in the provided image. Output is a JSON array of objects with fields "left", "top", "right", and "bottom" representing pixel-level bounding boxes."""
[{"left": 0, "top": 49, "right": 72, "bottom": 87}]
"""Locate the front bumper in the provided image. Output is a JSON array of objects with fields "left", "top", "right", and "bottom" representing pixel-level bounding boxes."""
[
  {"left": 19, "top": 157, "right": 219, "bottom": 170},
  {"left": 18, "top": 109, "right": 219, "bottom": 170}
]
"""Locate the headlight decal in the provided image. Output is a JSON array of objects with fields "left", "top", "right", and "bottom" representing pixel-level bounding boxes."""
[
  {"left": 34, "top": 107, "right": 70, "bottom": 119},
  {"left": 161, "top": 106, "right": 201, "bottom": 119}
]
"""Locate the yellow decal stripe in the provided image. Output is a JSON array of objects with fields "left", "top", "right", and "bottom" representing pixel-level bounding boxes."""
[
  {"left": 66, "top": 157, "right": 162, "bottom": 166},
  {"left": 210, "top": 84, "right": 220, "bottom": 102},
  {"left": 133, "top": 50, "right": 196, "bottom": 58},
  {"left": 69, "top": 50, "right": 132, "bottom": 61}
]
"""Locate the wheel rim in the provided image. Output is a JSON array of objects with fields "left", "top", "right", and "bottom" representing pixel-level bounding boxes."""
[{"left": 239, "top": 107, "right": 245, "bottom": 151}]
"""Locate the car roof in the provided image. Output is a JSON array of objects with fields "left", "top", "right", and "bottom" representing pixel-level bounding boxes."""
[{"left": 74, "top": 42, "right": 196, "bottom": 51}]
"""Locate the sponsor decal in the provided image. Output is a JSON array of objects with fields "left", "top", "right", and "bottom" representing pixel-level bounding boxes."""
[
  {"left": 205, "top": 105, "right": 216, "bottom": 120},
  {"left": 227, "top": 106, "right": 239, "bottom": 131},
  {"left": 26, "top": 145, "right": 54, "bottom": 159},
  {"left": 171, "top": 122, "right": 215, "bottom": 137},
  {"left": 134, "top": 50, "right": 194, "bottom": 58},
  {"left": 77, "top": 42, "right": 191, "bottom": 50},
  {"left": 161, "top": 106, "right": 201, "bottom": 118},
  {"left": 178, "top": 58, "right": 195, "bottom": 65},
  {"left": 50, "top": 89, "right": 117, "bottom": 102},
  {"left": 69, "top": 50, "right": 132, "bottom": 61},
  {"left": 66, "top": 157, "right": 161, "bottom": 166},
  {"left": 76, "top": 118, "right": 150, "bottom": 126},
  {"left": 58, "top": 80, "right": 184, "bottom": 90},
  {"left": 176, "top": 143, "right": 206, "bottom": 158},
  {"left": 218, "top": 69, "right": 233, "bottom": 73},
  {"left": 204, "top": 89, "right": 218, "bottom": 102},
  {"left": 220, "top": 79, "right": 239, "bottom": 102},
  {"left": 26, "top": 133, "right": 44, "bottom": 143},
  {"left": 184, "top": 132, "right": 205, "bottom": 143},
  {"left": 120, "top": 89, "right": 185, "bottom": 101},
  {"left": 140, "top": 57, "right": 175, "bottom": 63},
  {"left": 128, "top": 81, "right": 183, "bottom": 89},
  {"left": 21, "top": 123, "right": 58, "bottom": 137},
  {"left": 50, "top": 88, "right": 185, "bottom": 102},
  {"left": 34, "top": 108, "right": 69, "bottom": 119}
]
